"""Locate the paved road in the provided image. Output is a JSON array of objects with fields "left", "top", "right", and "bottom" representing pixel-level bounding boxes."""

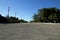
[{"left": 0, "top": 23, "right": 60, "bottom": 40}]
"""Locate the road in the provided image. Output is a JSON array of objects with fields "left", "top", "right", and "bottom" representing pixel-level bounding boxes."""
[{"left": 0, "top": 23, "right": 60, "bottom": 40}]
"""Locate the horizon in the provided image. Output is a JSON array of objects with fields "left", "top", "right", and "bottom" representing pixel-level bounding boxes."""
[{"left": 0, "top": 0, "right": 60, "bottom": 21}]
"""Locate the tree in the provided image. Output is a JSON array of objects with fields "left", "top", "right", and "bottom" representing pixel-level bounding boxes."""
[
  {"left": 0, "top": 14, "right": 8, "bottom": 23},
  {"left": 32, "top": 7, "right": 60, "bottom": 23},
  {"left": 0, "top": 14, "right": 28, "bottom": 23}
]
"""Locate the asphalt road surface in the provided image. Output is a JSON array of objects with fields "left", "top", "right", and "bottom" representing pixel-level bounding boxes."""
[{"left": 0, "top": 23, "right": 60, "bottom": 40}]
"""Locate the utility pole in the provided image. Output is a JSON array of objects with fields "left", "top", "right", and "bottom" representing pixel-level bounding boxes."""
[
  {"left": 15, "top": 12, "right": 17, "bottom": 18},
  {"left": 8, "top": 6, "right": 10, "bottom": 17}
]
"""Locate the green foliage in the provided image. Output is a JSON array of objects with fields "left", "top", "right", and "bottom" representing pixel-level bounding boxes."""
[
  {"left": 0, "top": 14, "right": 28, "bottom": 23},
  {"left": 0, "top": 14, "right": 9, "bottom": 23},
  {"left": 19, "top": 19, "right": 28, "bottom": 23},
  {"left": 32, "top": 7, "right": 60, "bottom": 23}
]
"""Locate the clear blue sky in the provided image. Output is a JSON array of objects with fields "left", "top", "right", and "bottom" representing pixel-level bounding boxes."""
[{"left": 0, "top": 0, "right": 60, "bottom": 21}]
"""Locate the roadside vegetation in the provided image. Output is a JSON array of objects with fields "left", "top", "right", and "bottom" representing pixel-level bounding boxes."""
[
  {"left": 30, "top": 7, "right": 60, "bottom": 23},
  {"left": 0, "top": 14, "right": 28, "bottom": 23}
]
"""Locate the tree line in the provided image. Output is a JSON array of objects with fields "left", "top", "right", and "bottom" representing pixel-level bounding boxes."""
[
  {"left": 1, "top": 7, "right": 60, "bottom": 23},
  {"left": 31, "top": 7, "right": 60, "bottom": 23},
  {"left": 0, "top": 14, "right": 28, "bottom": 23}
]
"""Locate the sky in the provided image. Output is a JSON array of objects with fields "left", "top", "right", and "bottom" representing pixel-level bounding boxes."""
[{"left": 0, "top": 0, "right": 60, "bottom": 21}]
